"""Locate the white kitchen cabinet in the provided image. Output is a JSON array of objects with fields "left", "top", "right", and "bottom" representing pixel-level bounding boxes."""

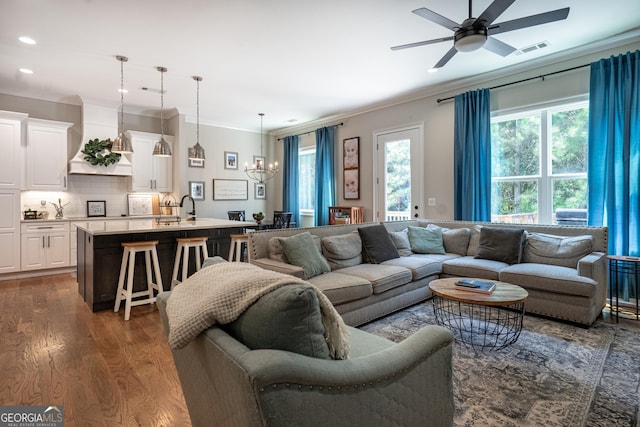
[
  {"left": 127, "top": 130, "right": 173, "bottom": 192},
  {"left": 0, "top": 190, "right": 21, "bottom": 273},
  {"left": 0, "top": 111, "right": 27, "bottom": 190},
  {"left": 21, "top": 222, "right": 70, "bottom": 271},
  {"left": 25, "top": 118, "right": 73, "bottom": 191}
]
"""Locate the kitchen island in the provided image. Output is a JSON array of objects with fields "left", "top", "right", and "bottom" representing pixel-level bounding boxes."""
[{"left": 76, "top": 218, "right": 253, "bottom": 312}]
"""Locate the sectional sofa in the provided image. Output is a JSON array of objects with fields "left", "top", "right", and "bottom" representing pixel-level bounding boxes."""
[{"left": 247, "top": 220, "right": 608, "bottom": 326}]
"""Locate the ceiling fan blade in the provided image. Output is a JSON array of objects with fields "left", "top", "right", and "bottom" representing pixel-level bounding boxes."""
[
  {"left": 432, "top": 47, "right": 458, "bottom": 70},
  {"left": 476, "top": 0, "right": 516, "bottom": 25},
  {"left": 489, "top": 8, "right": 570, "bottom": 35},
  {"left": 412, "top": 7, "right": 459, "bottom": 31},
  {"left": 483, "top": 37, "right": 517, "bottom": 57},
  {"left": 391, "top": 36, "right": 454, "bottom": 51}
]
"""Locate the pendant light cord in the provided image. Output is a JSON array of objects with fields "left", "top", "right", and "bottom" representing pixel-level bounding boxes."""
[
  {"left": 196, "top": 78, "right": 200, "bottom": 144},
  {"left": 160, "top": 69, "right": 165, "bottom": 138}
]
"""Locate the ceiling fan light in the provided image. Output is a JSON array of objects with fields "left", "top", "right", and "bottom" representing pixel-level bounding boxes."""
[{"left": 454, "top": 33, "right": 487, "bottom": 52}]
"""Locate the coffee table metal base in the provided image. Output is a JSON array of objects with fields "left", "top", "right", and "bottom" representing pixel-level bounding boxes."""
[{"left": 431, "top": 296, "right": 525, "bottom": 351}]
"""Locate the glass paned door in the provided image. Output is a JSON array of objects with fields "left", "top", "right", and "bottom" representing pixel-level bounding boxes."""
[{"left": 374, "top": 126, "right": 423, "bottom": 221}]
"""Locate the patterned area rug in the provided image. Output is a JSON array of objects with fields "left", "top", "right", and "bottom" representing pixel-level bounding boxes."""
[{"left": 360, "top": 303, "right": 640, "bottom": 427}]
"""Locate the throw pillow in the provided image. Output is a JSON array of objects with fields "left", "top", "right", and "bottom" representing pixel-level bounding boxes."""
[
  {"left": 523, "top": 233, "right": 593, "bottom": 268},
  {"left": 467, "top": 225, "right": 483, "bottom": 256},
  {"left": 427, "top": 224, "right": 471, "bottom": 256},
  {"left": 475, "top": 227, "right": 525, "bottom": 265},
  {"left": 278, "top": 232, "right": 331, "bottom": 279},
  {"left": 407, "top": 226, "right": 446, "bottom": 254},
  {"left": 222, "top": 284, "right": 331, "bottom": 359},
  {"left": 388, "top": 228, "right": 413, "bottom": 256},
  {"left": 357, "top": 224, "right": 400, "bottom": 263},
  {"left": 269, "top": 234, "right": 322, "bottom": 263},
  {"left": 321, "top": 232, "right": 363, "bottom": 269}
]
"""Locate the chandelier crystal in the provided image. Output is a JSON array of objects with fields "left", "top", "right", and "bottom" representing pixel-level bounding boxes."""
[
  {"left": 245, "top": 113, "right": 278, "bottom": 183},
  {"left": 111, "top": 55, "right": 134, "bottom": 153}
]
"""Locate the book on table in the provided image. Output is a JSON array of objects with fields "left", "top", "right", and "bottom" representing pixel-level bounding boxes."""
[{"left": 454, "top": 279, "right": 496, "bottom": 294}]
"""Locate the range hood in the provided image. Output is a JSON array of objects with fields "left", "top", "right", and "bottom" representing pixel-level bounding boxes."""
[{"left": 68, "top": 102, "right": 132, "bottom": 176}]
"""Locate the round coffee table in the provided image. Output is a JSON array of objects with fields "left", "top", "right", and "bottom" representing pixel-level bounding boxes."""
[{"left": 429, "top": 278, "right": 529, "bottom": 351}]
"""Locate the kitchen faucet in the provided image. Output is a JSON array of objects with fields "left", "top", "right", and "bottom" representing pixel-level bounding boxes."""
[{"left": 179, "top": 194, "right": 196, "bottom": 221}]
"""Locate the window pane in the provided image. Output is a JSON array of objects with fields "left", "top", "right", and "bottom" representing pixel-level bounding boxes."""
[
  {"left": 385, "top": 140, "right": 410, "bottom": 219},
  {"left": 553, "top": 177, "right": 587, "bottom": 211},
  {"left": 298, "top": 151, "right": 315, "bottom": 210},
  {"left": 551, "top": 107, "right": 588, "bottom": 174},
  {"left": 491, "top": 114, "right": 541, "bottom": 177},
  {"left": 491, "top": 180, "right": 538, "bottom": 223}
]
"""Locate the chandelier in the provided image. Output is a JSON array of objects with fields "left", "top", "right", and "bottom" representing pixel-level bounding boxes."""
[
  {"left": 111, "top": 55, "right": 134, "bottom": 153},
  {"left": 245, "top": 113, "right": 278, "bottom": 183},
  {"left": 152, "top": 66, "right": 172, "bottom": 157},
  {"left": 188, "top": 75, "right": 206, "bottom": 160}
]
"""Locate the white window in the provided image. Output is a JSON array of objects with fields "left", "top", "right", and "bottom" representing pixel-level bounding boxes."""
[
  {"left": 298, "top": 147, "right": 315, "bottom": 215},
  {"left": 490, "top": 100, "right": 588, "bottom": 224}
]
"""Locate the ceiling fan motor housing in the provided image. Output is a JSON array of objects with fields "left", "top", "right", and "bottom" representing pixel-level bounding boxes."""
[{"left": 454, "top": 18, "right": 488, "bottom": 52}]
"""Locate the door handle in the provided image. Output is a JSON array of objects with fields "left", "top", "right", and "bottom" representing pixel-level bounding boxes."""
[
  {"left": 48, "top": 236, "right": 51, "bottom": 248},
  {"left": 42, "top": 236, "right": 45, "bottom": 248}
]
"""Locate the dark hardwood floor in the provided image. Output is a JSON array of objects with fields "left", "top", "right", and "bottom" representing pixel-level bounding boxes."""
[
  {"left": 0, "top": 273, "right": 191, "bottom": 427},
  {"left": 1, "top": 273, "right": 636, "bottom": 427}
]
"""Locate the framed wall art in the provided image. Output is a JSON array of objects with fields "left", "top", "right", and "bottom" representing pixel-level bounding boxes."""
[
  {"left": 189, "top": 158, "right": 205, "bottom": 168},
  {"left": 343, "top": 137, "right": 360, "bottom": 199},
  {"left": 344, "top": 169, "right": 359, "bottom": 200},
  {"left": 87, "top": 200, "right": 106, "bottom": 217},
  {"left": 343, "top": 137, "right": 359, "bottom": 169},
  {"left": 224, "top": 151, "right": 238, "bottom": 170},
  {"left": 253, "top": 155, "right": 265, "bottom": 170},
  {"left": 255, "top": 182, "right": 266, "bottom": 200},
  {"left": 213, "top": 179, "right": 248, "bottom": 200},
  {"left": 189, "top": 181, "right": 205, "bottom": 200}
]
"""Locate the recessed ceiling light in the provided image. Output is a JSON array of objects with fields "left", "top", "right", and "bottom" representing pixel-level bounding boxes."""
[
  {"left": 19, "top": 68, "right": 34, "bottom": 74},
  {"left": 118, "top": 88, "right": 128, "bottom": 94},
  {"left": 19, "top": 36, "right": 36, "bottom": 45},
  {"left": 285, "top": 118, "right": 298, "bottom": 123}
]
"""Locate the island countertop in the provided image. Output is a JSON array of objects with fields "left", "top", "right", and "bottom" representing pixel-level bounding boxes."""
[{"left": 75, "top": 217, "right": 256, "bottom": 235}]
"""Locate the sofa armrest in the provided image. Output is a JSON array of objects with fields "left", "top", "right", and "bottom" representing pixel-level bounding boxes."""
[
  {"left": 241, "top": 325, "right": 454, "bottom": 426},
  {"left": 577, "top": 251, "right": 606, "bottom": 279},
  {"left": 250, "top": 257, "right": 305, "bottom": 279}
]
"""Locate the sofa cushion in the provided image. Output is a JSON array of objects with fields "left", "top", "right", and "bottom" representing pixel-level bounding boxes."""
[
  {"left": 442, "top": 256, "right": 506, "bottom": 280},
  {"left": 407, "top": 226, "right": 446, "bottom": 254},
  {"left": 475, "top": 227, "right": 525, "bottom": 265},
  {"left": 278, "top": 232, "right": 331, "bottom": 279},
  {"left": 382, "top": 256, "right": 442, "bottom": 280},
  {"left": 358, "top": 224, "right": 400, "bottom": 263},
  {"left": 466, "top": 225, "right": 483, "bottom": 256},
  {"left": 307, "top": 272, "right": 373, "bottom": 305},
  {"left": 269, "top": 234, "right": 322, "bottom": 263},
  {"left": 388, "top": 228, "right": 413, "bottom": 257},
  {"left": 222, "top": 284, "right": 331, "bottom": 359},
  {"left": 523, "top": 233, "right": 593, "bottom": 268},
  {"left": 427, "top": 225, "right": 471, "bottom": 256},
  {"left": 321, "top": 232, "right": 363, "bottom": 270},
  {"left": 499, "top": 263, "right": 597, "bottom": 298},
  {"left": 337, "top": 264, "right": 413, "bottom": 294}
]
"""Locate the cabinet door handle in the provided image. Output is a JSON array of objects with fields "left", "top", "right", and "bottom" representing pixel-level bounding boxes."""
[
  {"left": 42, "top": 236, "right": 45, "bottom": 248},
  {"left": 48, "top": 236, "right": 51, "bottom": 248}
]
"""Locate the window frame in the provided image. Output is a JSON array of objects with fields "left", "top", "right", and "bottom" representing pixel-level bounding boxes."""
[{"left": 298, "top": 145, "right": 316, "bottom": 217}]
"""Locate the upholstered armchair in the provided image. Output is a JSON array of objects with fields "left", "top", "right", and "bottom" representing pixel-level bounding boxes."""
[{"left": 158, "top": 291, "right": 454, "bottom": 427}]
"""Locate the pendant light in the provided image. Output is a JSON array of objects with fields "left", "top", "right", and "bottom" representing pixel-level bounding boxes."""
[
  {"left": 188, "top": 75, "right": 206, "bottom": 160},
  {"left": 152, "top": 66, "right": 172, "bottom": 157},
  {"left": 244, "top": 113, "right": 278, "bottom": 183},
  {"left": 111, "top": 55, "right": 134, "bottom": 153}
]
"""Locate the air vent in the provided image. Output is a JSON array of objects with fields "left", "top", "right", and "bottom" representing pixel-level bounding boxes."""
[
  {"left": 514, "top": 41, "right": 550, "bottom": 56},
  {"left": 140, "top": 87, "right": 165, "bottom": 94}
]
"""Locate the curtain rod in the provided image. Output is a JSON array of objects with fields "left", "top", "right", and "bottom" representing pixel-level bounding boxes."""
[
  {"left": 436, "top": 63, "right": 591, "bottom": 103},
  {"left": 277, "top": 122, "right": 343, "bottom": 141}
]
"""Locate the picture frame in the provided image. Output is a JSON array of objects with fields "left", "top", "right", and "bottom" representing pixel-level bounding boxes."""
[
  {"left": 213, "top": 179, "right": 248, "bottom": 200},
  {"left": 224, "top": 151, "right": 238, "bottom": 170},
  {"left": 255, "top": 182, "right": 266, "bottom": 200},
  {"left": 344, "top": 168, "right": 360, "bottom": 200},
  {"left": 189, "top": 181, "right": 205, "bottom": 201},
  {"left": 87, "top": 200, "right": 106, "bottom": 217},
  {"left": 189, "top": 158, "right": 205, "bottom": 168},
  {"left": 253, "top": 155, "right": 265, "bottom": 170},
  {"left": 343, "top": 137, "right": 359, "bottom": 170}
]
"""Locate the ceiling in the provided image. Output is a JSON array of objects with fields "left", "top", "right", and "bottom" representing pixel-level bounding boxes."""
[{"left": 1, "top": 0, "right": 639, "bottom": 132}]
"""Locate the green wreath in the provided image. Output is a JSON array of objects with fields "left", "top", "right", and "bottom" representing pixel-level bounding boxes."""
[{"left": 81, "top": 138, "right": 122, "bottom": 167}]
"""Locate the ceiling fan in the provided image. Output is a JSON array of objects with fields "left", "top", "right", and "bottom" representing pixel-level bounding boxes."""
[{"left": 391, "top": 0, "right": 570, "bottom": 70}]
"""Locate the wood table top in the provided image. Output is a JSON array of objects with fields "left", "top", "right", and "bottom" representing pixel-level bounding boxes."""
[{"left": 429, "top": 277, "right": 528, "bottom": 307}]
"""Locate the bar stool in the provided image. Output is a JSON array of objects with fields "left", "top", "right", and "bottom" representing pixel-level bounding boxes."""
[
  {"left": 171, "top": 236, "right": 209, "bottom": 289},
  {"left": 228, "top": 233, "right": 250, "bottom": 262},
  {"left": 114, "top": 240, "right": 164, "bottom": 321}
]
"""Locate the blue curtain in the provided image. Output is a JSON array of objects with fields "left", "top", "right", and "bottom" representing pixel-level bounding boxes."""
[
  {"left": 453, "top": 88, "right": 492, "bottom": 221},
  {"left": 282, "top": 135, "right": 299, "bottom": 227},
  {"left": 588, "top": 50, "right": 640, "bottom": 300},
  {"left": 314, "top": 126, "right": 336, "bottom": 226}
]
